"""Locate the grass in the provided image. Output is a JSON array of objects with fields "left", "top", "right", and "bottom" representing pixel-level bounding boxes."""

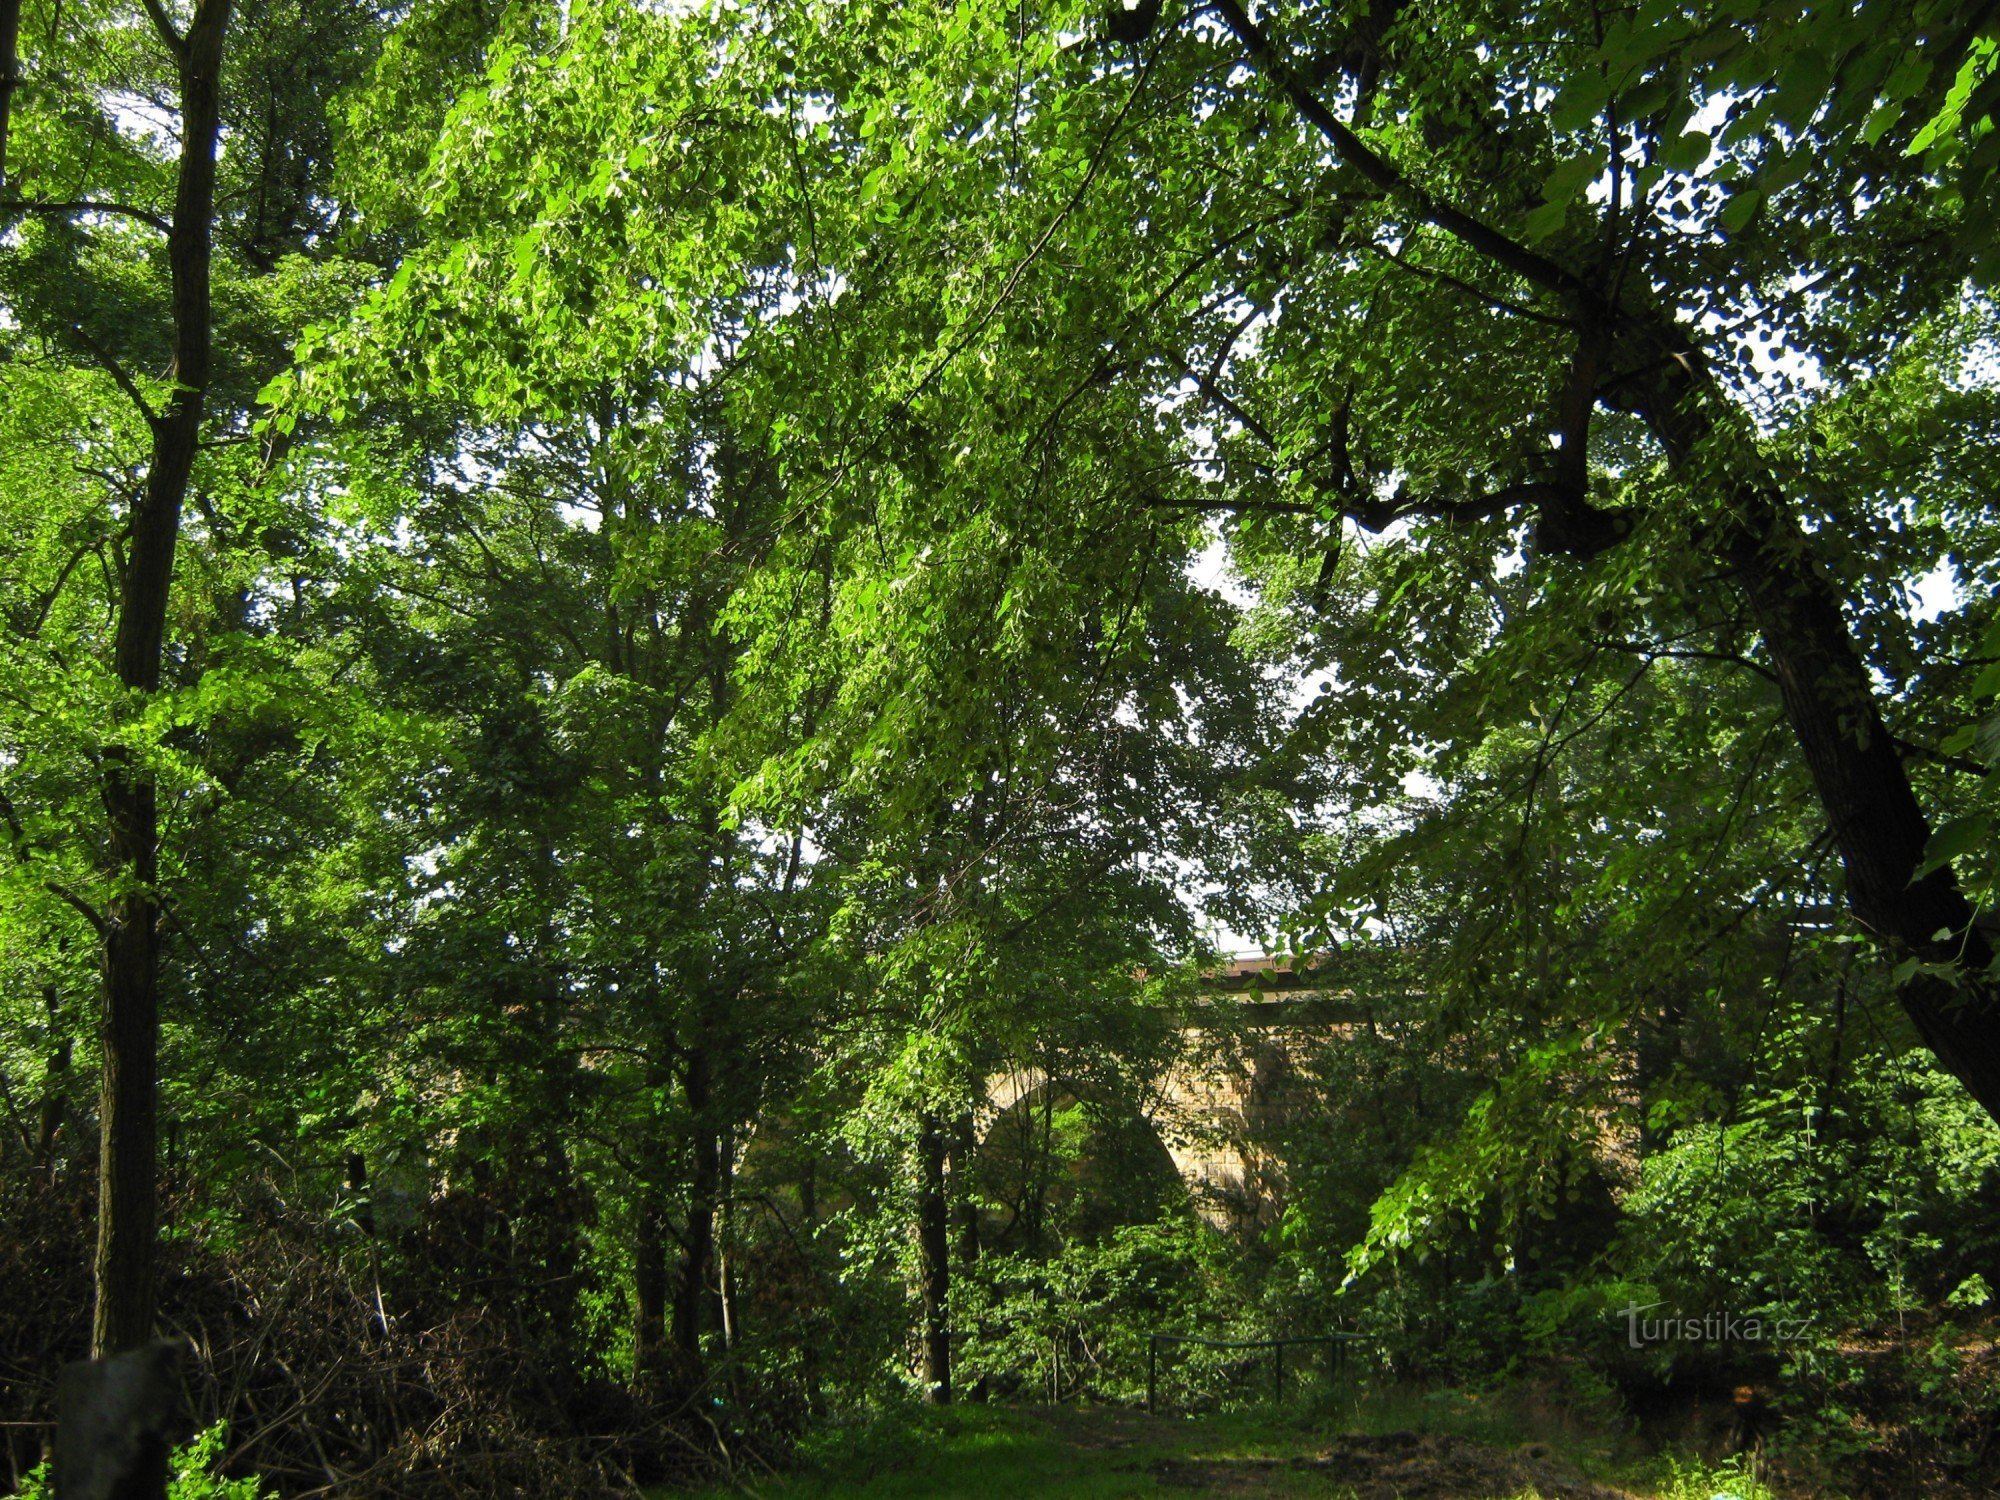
[
  {"left": 667, "top": 1381, "right": 1787, "bottom": 1498},
  {"left": 673, "top": 1403, "right": 1351, "bottom": 1497}
]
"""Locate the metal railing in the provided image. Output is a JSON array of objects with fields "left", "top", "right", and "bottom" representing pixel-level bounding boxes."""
[{"left": 1144, "top": 1332, "right": 1374, "bottom": 1413}]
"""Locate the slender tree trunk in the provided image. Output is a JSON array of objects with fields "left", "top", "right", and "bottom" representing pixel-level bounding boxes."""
[
  {"left": 35, "top": 985, "right": 69, "bottom": 1169},
  {"left": 632, "top": 1185, "right": 671, "bottom": 1383},
  {"left": 344, "top": 1151, "right": 374, "bottom": 1239},
  {"left": 916, "top": 1113, "right": 951, "bottom": 1404},
  {"left": 93, "top": 0, "right": 231, "bottom": 1360},
  {"left": 0, "top": 0, "right": 20, "bottom": 187},
  {"left": 1632, "top": 357, "right": 2000, "bottom": 1119},
  {"left": 672, "top": 1047, "right": 718, "bottom": 1367},
  {"left": 35, "top": 1038, "right": 70, "bottom": 1162},
  {"left": 717, "top": 1132, "right": 738, "bottom": 1352},
  {"left": 949, "top": 1112, "right": 980, "bottom": 1266},
  {"left": 632, "top": 1041, "right": 674, "bottom": 1385}
]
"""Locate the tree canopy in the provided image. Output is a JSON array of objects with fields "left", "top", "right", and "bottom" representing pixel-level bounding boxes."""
[{"left": 3, "top": 0, "right": 2000, "bottom": 1494}]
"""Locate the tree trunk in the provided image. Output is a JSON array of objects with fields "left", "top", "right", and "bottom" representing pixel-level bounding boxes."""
[
  {"left": 1207, "top": 0, "right": 2000, "bottom": 1123},
  {"left": 35, "top": 983, "right": 69, "bottom": 1168},
  {"left": 0, "top": 0, "right": 20, "bottom": 186},
  {"left": 344, "top": 1151, "right": 374, "bottom": 1239},
  {"left": 93, "top": 0, "right": 231, "bottom": 1361},
  {"left": 1631, "top": 356, "right": 2000, "bottom": 1120},
  {"left": 672, "top": 1047, "right": 718, "bottom": 1368},
  {"left": 916, "top": 1113, "right": 951, "bottom": 1404},
  {"left": 717, "top": 1132, "right": 738, "bottom": 1352},
  {"left": 949, "top": 1113, "right": 980, "bottom": 1266},
  {"left": 632, "top": 1185, "right": 671, "bottom": 1384}
]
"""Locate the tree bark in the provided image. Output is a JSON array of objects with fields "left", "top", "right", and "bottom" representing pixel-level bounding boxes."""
[
  {"left": 93, "top": 0, "right": 231, "bottom": 1361},
  {"left": 916, "top": 1113, "right": 951, "bottom": 1404}
]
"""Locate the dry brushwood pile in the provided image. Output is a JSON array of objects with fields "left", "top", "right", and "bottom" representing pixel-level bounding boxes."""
[{"left": 0, "top": 1169, "right": 770, "bottom": 1497}]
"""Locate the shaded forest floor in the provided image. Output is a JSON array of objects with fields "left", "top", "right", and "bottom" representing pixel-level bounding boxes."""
[{"left": 671, "top": 1403, "right": 1676, "bottom": 1499}]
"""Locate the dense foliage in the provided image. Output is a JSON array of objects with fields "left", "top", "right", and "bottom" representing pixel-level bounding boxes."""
[{"left": 3, "top": 0, "right": 1999, "bottom": 1494}]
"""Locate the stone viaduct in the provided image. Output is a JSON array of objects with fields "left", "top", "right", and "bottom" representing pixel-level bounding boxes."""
[{"left": 979, "top": 955, "right": 1376, "bottom": 1225}]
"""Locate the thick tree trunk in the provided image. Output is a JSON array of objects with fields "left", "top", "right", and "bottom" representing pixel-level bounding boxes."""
[
  {"left": 92, "top": 0, "right": 231, "bottom": 1360},
  {"left": 1632, "top": 358, "right": 2000, "bottom": 1119},
  {"left": 916, "top": 1114, "right": 951, "bottom": 1404}
]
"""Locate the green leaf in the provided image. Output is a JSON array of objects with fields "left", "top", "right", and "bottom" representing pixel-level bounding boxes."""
[
  {"left": 1717, "top": 187, "right": 1765, "bottom": 234},
  {"left": 1915, "top": 814, "right": 1992, "bottom": 880},
  {"left": 1550, "top": 78, "right": 1611, "bottom": 135},
  {"left": 1540, "top": 152, "right": 1604, "bottom": 206},
  {"left": 510, "top": 227, "right": 538, "bottom": 280},
  {"left": 1910, "top": 36, "right": 1999, "bottom": 156},
  {"left": 1659, "top": 128, "right": 1711, "bottom": 172},
  {"left": 1861, "top": 100, "right": 1903, "bottom": 147}
]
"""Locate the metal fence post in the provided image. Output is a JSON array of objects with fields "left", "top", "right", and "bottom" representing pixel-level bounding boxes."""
[{"left": 1147, "top": 1335, "right": 1158, "bottom": 1414}]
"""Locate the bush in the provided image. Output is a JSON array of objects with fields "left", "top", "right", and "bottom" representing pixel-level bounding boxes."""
[{"left": 13, "top": 1422, "right": 267, "bottom": 1500}]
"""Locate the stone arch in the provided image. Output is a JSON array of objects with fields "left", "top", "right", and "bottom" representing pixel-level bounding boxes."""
[{"left": 971, "top": 1071, "right": 1187, "bottom": 1246}]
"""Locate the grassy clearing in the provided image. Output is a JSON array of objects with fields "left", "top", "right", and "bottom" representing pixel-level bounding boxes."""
[
  {"left": 677, "top": 1403, "right": 1382, "bottom": 1498},
  {"left": 668, "top": 1389, "right": 1782, "bottom": 1498}
]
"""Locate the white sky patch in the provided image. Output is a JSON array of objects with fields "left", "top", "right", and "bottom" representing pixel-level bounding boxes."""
[
  {"left": 1186, "top": 530, "right": 1254, "bottom": 608},
  {"left": 105, "top": 89, "right": 179, "bottom": 153},
  {"left": 1909, "top": 559, "right": 1961, "bottom": 623}
]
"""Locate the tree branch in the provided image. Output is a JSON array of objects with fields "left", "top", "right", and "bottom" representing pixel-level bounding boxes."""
[
  {"left": 47, "top": 881, "right": 108, "bottom": 935},
  {"left": 1171, "top": 350, "right": 1280, "bottom": 449},
  {"left": 69, "top": 323, "right": 160, "bottom": 426},
  {"left": 141, "top": 0, "right": 187, "bottom": 56},
  {"left": 1893, "top": 735, "right": 1990, "bottom": 778},
  {"left": 1363, "top": 239, "right": 1577, "bottom": 329},
  {"left": 1347, "top": 479, "right": 1565, "bottom": 534},
  {"left": 1142, "top": 494, "right": 1316, "bottom": 515},
  {"left": 1209, "top": 0, "right": 1596, "bottom": 308},
  {"left": 1, "top": 199, "right": 171, "bottom": 233},
  {"left": 1590, "top": 636, "right": 1781, "bottom": 685}
]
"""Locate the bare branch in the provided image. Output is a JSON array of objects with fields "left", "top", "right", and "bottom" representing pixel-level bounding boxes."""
[
  {"left": 1142, "top": 494, "right": 1316, "bottom": 515},
  {"left": 69, "top": 323, "right": 160, "bottom": 426},
  {"left": 1364, "top": 239, "right": 1577, "bottom": 329},
  {"left": 47, "top": 881, "right": 108, "bottom": 935},
  {"left": 1171, "top": 351, "right": 1280, "bottom": 450},
  {"left": 1590, "top": 635, "right": 1781, "bottom": 685},
  {"left": 1, "top": 198, "right": 171, "bottom": 233},
  {"left": 141, "top": 0, "right": 187, "bottom": 56},
  {"left": 1347, "top": 479, "right": 1565, "bottom": 534},
  {"left": 1210, "top": 0, "right": 1597, "bottom": 309}
]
